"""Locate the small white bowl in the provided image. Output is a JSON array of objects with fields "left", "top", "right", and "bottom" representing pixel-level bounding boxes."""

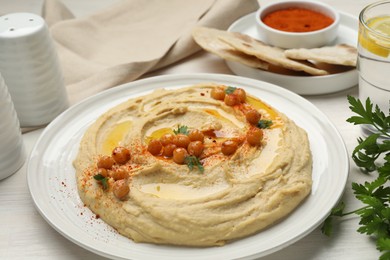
[{"left": 255, "top": 0, "right": 340, "bottom": 49}]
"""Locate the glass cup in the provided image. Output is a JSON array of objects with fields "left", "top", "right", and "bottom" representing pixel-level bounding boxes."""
[{"left": 358, "top": 1, "right": 390, "bottom": 136}]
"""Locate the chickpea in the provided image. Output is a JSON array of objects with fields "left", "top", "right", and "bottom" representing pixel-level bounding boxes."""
[
  {"left": 224, "top": 94, "right": 239, "bottom": 106},
  {"left": 210, "top": 87, "right": 226, "bottom": 100},
  {"left": 97, "top": 155, "right": 115, "bottom": 169},
  {"left": 173, "top": 147, "right": 188, "bottom": 164},
  {"left": 160, "top": 133, "right": 176, "bottom": 146},
  {"left": 96, "top": 168, "right": 109, "bottom": 178},
  {"left": 234, "top": 88, "right": 246, "bottom": 103},
  {"left": 174, "top": 134, "right": 191, "bottom": 148},
  {"left": 188, "top": 141, "right": 204, "bottom": 157},
  {"left": 246, "top": 109, "right": 261, "bottom": 125},
  {"left": 247, "top": 128, "right": 263, "bottom": 146},
  {"left": 147, "top": 139, "right": 163, "bottom": 156},
  {"left": 162, "top": 143, "right": 176, "bottom": 157},
  {"left": 112, "top": 146, "right": 131, "bottom": 164},
  {"left": 188, "top": 129, "right": 204, "bottom": 142},
  {"left": 221, "top": 140, "right": 239, "bottom": 155},
  {"left": 113, "top": 179, "right": 130, "bottom": 200},
  {"left": 111, "top": 168, "right": 128, "bottom": 180}
]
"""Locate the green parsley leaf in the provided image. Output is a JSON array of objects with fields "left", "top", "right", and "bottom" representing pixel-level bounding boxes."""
[
  {"left": 347, "top": 95, "right": 390, "bottom": 138},
  {"left": 225, "top": 86, "right": 237, "bottom": 94},
  {"left": 93, "top": 173, "right": 109, "bottom": 190},
  {"left": 173, "top": 125, "right": 189, "bottom": 135},
  {"left": 378, "top": 237, "right": 390, "bottom": 251},
  {"left": 257, "top": 120, "right": 273, "bottom": 129},
  {"left": 351, "top": 133, "right": 390, "bottom": 172},
  {"left": 378, "top": 238, "right": 390, "bottom": 260},
  {"left": 184, "top": 155, "right": 204, "bottom": 173},
  {"left": 379, "top": 250, "right": 390, "bottom": 260},
  {"left": 321, "top": 202, "right": 345, "bottom": 236},
  {"left": 330, "top": 201, "right": 346, "bottom": 217},
  {"left": 321, "top": 216, "right": 333, "bottom": 237}
]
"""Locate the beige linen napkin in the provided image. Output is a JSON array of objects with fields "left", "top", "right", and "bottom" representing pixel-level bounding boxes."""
[{"left": 42, "top": 0, "right": 259, "bottom": 104}]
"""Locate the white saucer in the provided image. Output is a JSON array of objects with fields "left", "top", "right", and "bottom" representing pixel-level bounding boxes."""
[{"left": 226, "top": 11, "right": 358, "bottom": 95}]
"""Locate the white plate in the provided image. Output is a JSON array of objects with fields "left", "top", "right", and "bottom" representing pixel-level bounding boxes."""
[
  {"left": 226, "top": 11, "right": 359, "bottom": 95},
  {"left": 27, "top": 73, "right": 349, "bottom": 260}
]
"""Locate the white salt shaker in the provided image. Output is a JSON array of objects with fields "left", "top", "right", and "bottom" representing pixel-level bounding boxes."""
[
  {"left": 0, "top": 13, "right": 69, "bottom": 127},
  {"left": 0, "top": 73, "right": 26, "bottom": 180}
]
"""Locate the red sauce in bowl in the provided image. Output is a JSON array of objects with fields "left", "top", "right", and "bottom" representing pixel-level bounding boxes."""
[{"left": 262, "top": 8, "right": 334, "bottom": 33}]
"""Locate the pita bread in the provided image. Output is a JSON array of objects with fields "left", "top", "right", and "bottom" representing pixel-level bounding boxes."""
[
  {"left": 192, "top": 27, "right": 269, "bottom": 70},
  {"left": 218, "top": 31, "right": 328, "bottom": 76},
  {"left": 284, "top": 44, "right": 357, "bottom": 66}
]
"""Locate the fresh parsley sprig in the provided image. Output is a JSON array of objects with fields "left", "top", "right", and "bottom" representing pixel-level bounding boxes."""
[
  {"left": 185, "top": 155, "right": 204, "bottom": 173},
  {"left": 257, "top": 119, "right": 273, "bottom": 129},
  {"left": 93, "top": 173, "right": 109, "bottom": 190},
  {"left": 173, "top": 125, "right": 189, "bottom": 135},
  {"left": 347, "top": 95, "right": 390, "bottom": 138},
  {"left": 346, "top": 96, "right": 390, "bottom": 172},
  {"left": 322, "top": 96, "right": 390, "bottom": 259},
  {"left": 225, "top": 86, "right": 237, "bottom": 94}
]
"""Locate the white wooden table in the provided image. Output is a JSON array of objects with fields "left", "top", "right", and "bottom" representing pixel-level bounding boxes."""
[{"left": 0, "top": 0, "right": 382, "bottom": 259}]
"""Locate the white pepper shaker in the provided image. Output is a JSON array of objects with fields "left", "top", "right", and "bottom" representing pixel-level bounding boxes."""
[
  {"left": 0, "top": 13, "right": 69, "bottom": 127},
  {"left": 0, "top": 73, "right": 26, "bottom": 180}
]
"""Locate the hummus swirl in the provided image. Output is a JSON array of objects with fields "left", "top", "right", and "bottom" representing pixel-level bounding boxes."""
[{"left": 73, "top": 83, "right": 312, "bottom": 246}]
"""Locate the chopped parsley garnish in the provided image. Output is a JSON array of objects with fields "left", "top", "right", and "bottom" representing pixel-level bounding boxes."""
[
  {"left": 173, "top": 125, "right": 189, "bottom": 135},
  {"left": 257, "top": 120, "right": 273, "bottom": 129},
  {"left": 93, "top": 173, "right": 109, "bottom": 190},
  {"left": 225, "top": 86, "right": 237, "bottom": 94},
  {"left": 185, "top": 155, "right": 204, "bottom": 173}
]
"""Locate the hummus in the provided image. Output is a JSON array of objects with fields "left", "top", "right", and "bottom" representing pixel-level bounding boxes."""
[{"left": 73, "top": 83, "right": 312, "bottom": 246}]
